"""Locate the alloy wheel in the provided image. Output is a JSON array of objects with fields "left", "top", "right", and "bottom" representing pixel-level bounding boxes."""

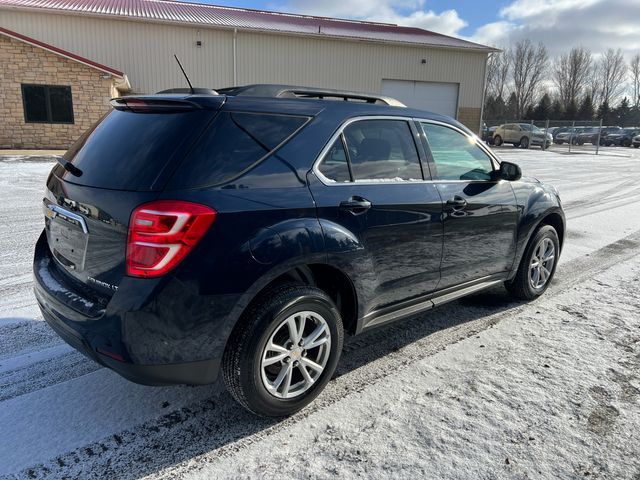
[
  {"left": 529, "top": 238, "right": 556, "bottom": 289},
  {"left": 260, "top": 311, "right": 331, "bottom": 399}
]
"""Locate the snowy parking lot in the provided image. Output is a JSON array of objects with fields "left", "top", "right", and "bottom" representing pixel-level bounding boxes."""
[{"left": 1, "top": 147, "right": 640, "bottom": 479}]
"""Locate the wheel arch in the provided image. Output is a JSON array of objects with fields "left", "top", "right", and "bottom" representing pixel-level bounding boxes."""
[
  {"left": 538, "top": 211, "right": 565, "bottom": 252},
  {"left": 509, "top": 206, "right": 565, "bottom": 280},
  {"left": 228, "top": 261, "right": 359, "bottom": 341}
]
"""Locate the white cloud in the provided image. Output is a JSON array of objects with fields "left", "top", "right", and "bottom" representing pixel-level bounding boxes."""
[
  {"left": 470, "top": 0, "right": 640, "bottom": 58},
  {"left": 275, "top": 0, "right": 640, "bottom": 61},
  {"left": 275, "top": 0, "right": 467, "bottom": 37}
]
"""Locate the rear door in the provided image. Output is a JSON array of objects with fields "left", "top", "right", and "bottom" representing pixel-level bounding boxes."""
[
  {"left": 309, "top": 117, "right": 443, "bottom": 317},
  {"left": 418, "top": 120, "right": 518, "bottom": 289}
]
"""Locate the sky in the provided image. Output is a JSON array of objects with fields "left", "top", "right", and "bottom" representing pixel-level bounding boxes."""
[{"left": 187, "top": 0, "right": 640, "bottom": 58}]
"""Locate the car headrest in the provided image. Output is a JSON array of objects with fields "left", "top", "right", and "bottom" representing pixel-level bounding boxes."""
[{"left": 357, "top": 138, "right": 391, "bottom": 162}]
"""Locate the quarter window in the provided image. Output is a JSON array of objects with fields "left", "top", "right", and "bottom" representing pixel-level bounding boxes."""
[
  {"left": 169, "top": 112, "right": 309, "bottom": 188},
  {"left": 342, "top": 120, "right": 422, "bottom": 182},
  {"left": 318, "top": 136, "right": 351, "bottom": 183},
  {"left": 22, "top": 84, "right": 74, "bottom": 124},
  {"left": 421, "top": 123, "right": 494, "bottom": 181}
]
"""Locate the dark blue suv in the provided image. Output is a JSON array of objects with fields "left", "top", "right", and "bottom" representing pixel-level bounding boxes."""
[{"left": 34, "top": 85, "right": 565, "bottom": 416}]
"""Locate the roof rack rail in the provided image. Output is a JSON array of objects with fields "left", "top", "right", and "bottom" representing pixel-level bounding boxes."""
[{"left": 216, "top": 84, "right": 406, "bottom": 107}]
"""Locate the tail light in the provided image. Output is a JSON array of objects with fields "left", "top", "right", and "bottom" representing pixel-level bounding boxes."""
[{"left": 126, "top": 200, "right": 216, "bottom": 278}]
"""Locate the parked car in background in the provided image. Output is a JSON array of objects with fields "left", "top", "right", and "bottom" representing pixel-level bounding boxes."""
[
  {"left": 575, "top": 127, "right": 598, "bottom": 145},
  {"left": 483, "top": 125, "right": 498, "bottom": 145},
  {"left": 554, "top": 128, "right": 575, "bottom": 145},
  {"left": 604, "top": 128, "right": 640, "bottom": 147},
  {"left": 33, "top": 84, "right": 565, "bottom": 417},
  {"left": 549, "top": 127, "right": 571, "bottom": 143},
  {"left": 577, "top": 126, "right": 622, "bottom": 145},
  {"left": 493, "top": 123, "right": 552, "bottom": 149},
  {"left": 633, "top": 134, "right": 640, "bottom": 148},
  {"left": 546, "top": 127, "right": 560, "bottom": 138}
]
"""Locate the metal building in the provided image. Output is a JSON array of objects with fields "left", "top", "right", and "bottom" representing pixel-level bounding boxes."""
[{"left": 0, "top": 0, "right": 496, "bottom": 136}]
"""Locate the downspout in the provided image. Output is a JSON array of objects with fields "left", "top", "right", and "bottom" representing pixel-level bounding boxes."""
[
  {"left": 478, "top": 52, "right": 492, "bottom": 137},
  {"left": 233, "top": 28, "right": 237, "bottom": 86}
]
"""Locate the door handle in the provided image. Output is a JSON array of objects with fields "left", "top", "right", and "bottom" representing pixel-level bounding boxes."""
[
  {"left": 446, "top": 196, "right": 467, "bottom": 210},
  {"left": 339, "top": 196, "right": 372, "bottom": 215}
]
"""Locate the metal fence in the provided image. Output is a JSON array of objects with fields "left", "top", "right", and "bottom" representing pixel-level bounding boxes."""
[{"left": 485, "top": 119, "right": 607, "bottom": 154}]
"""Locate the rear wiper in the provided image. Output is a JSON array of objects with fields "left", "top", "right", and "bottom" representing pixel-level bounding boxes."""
[{"left": 56, "top": 156, "right": 83, "bottom": 177}]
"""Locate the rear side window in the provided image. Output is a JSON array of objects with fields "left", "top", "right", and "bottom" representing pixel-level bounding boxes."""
[
  {"left": 62, "top": 109, "right": 214, "bottom": 191},
  {"left": 342, "top": 120, "right": 422, "bottom": 182},
  {"left": 169, "top": 112, "right": 309, "bottom": 189}
]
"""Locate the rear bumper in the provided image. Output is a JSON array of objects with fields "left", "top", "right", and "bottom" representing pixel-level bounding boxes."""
[
  {"left": 33, "top": 231, "right": 223, "bottom": 386},
  {"left": 36, "top": 286, "right": 220, "bottom": 385}
]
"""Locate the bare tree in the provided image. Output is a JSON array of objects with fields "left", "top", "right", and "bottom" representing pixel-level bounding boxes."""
[
  {"left": 630, "top": 53, "right": 640, "bottom": 108},
  {"left": 597, "top": 48, "right": 627, "bottom": 106},
  {"left": 485, "top": 49, "right": 510, "bottom": 101},
  {"left": 509, "top": 39, "right": 549, "bottom": 118},
  {"left": 553, "top": 47, "right": 592, "bottom": 110}
]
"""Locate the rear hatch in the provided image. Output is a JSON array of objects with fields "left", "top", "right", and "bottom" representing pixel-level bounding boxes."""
[{"left": 40, "top": 95, "right": 223, "bottom": 298}]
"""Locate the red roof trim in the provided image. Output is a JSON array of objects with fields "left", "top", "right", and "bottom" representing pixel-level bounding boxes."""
[
  {"left": 0, "top": 26, "right": 125, "bottom": 77},
  {"left": 0, "top": 0, "right": 496, "bottom": 52}
]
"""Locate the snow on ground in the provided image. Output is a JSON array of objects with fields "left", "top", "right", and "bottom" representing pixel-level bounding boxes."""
[
  {"left": 177, "top": 249, "right": 640, "bottom": 480},
  {"left": 0, "top": 147, "right": 639, "bottom": 479}
]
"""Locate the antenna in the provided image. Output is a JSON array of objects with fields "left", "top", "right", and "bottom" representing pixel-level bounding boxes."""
[{"left": 173, "top": 54, "right": 194, "bottom": 94}]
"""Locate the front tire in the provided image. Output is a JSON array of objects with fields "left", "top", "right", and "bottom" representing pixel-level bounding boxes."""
[
  {"left": 494, "top": 135, "right": 503, "bottom": 147},
  {"left": 223, "top": 284, "right": 344, "bottom": 417},
  {"left": 520, "top": 137, "right": 529, "bottom": 149},
  {"left": 506, "top": 225, "right": 559, "bottom": 300}
]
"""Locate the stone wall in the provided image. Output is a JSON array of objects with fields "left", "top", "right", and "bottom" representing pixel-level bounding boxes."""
[{"left": 0, "top": 35, "right": 116, "bottom": 149}]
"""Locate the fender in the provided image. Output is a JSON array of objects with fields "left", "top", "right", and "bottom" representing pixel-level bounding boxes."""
[
  {"left": 219, "top": 217, "right": 328, "bottom": 343},
  {"left": 222, "top": 217, "right": 369, "bottom": 343},
  {"left": 509, "top": 179, "right": 566, "bottom": 277}
]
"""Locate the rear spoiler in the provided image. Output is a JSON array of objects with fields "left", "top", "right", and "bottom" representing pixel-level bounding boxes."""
[{"left": 111, "top": 95, "right": 225, "bottom": 112}]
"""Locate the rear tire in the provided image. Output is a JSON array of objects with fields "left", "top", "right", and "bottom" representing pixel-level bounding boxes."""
[
  {"left": 506, "top": 225, "right": 559, "bottom": 301},
  {"left": 520, "top": 137, "right": 529, "bottom": 149},
  {"left": 494, "top": 135, "right": 503, "bottom": 147},
  {"left": 223, "top": 284, "right": 343, "bottom": 417}
]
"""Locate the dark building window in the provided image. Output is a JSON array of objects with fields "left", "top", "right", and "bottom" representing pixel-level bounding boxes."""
[{"left": 22, "top": 84, "right": 74, "bottom": 124}]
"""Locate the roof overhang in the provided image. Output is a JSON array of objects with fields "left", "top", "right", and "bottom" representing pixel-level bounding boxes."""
[{"left": 0, "top": 26, "right": 132, "bottom": 91}]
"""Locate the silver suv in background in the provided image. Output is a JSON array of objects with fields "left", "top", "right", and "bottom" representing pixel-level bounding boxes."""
[{"left": 493, "top": 123, "right": 552, "bottom": 149}]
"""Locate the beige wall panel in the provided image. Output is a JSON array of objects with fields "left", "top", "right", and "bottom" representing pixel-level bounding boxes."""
[{"left": 1, "top": 10, "right": 486, "bottom": 108}]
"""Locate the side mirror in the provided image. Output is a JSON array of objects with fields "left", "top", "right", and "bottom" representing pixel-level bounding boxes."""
[{"left": 492, "top": 161, "right": 522, "bottom": 181}]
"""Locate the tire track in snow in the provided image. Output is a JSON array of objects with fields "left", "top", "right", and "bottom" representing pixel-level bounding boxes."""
[{"left": 16, "top": 229, "right": 640, "bottom": 480}]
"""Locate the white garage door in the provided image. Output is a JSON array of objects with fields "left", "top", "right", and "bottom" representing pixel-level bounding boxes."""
[{"left": 381, "top": 80, "right": 459, "bottom": 119}]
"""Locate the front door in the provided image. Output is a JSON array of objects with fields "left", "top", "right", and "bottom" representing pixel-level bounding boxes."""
[
  {"left": 309, "top": 118, "right": 443, "bottom": 316},
  {"left": 418, "top": 121, "right": 519, "bottom": 289}
]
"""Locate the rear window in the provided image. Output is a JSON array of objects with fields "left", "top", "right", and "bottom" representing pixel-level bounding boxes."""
[
  {"left": 61, "top": 109, "right": 214, "bottom": 191},
  {"left": 168, "top": 112, "right": 309, "bottom": 189}
]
